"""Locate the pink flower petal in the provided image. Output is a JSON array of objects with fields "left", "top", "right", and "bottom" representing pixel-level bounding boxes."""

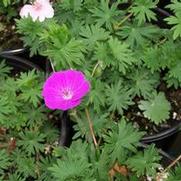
[
  {"left": 72, "top": 80, "right": 90, "bottom": 101},
  {"left": 40, "top": 3, "right": 54, "bottom": 18},
  {"left": 20, "top": 0, "right": 54, "bottom": 22},
  {"left": 44, "top": 95, "right": 81, "bottom": 110},
  {"left": 43, "top": 72, "right": 67, "bottom": 88},
  {"left": 42, "top": 70, "right": 90, "bottom": 111},
  {"left": 20, "top": 5, "right": 33, "bottom": 18}
]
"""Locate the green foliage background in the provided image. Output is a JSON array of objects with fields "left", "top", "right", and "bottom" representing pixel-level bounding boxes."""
[{"left": 1, "top": 0, "right": 181, "bottom": 180}]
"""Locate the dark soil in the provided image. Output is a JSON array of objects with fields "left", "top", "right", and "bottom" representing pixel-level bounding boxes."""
[
  {"left": 126, "top": 82, "right": 181, "bottom": 136},
  {"left": 0, "top": 15, "right": 22, "bottom": 51}
]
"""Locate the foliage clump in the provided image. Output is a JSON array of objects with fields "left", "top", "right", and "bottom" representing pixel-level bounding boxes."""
[{"left": 1, "top": 0, "right": 181, "bottom": 180}]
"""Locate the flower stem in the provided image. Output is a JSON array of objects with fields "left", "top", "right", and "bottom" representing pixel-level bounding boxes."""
[
  {"left": 114, "top": 13, "right": 133, "bottom": 30},
  {"left": 49, "top": 58, "right": 55, "bottom": 72},
  {"left": 163, "top": 154, "right": 181, "bottom": 172},
  {"left": 85, "top": 108, "right": 98, "bottom": 148},
  {"left": 91, "top": 61, "right": 100, "bottom": 77},
  {"left": 157, "top": 38, "right": 167, "bottom": 46}
]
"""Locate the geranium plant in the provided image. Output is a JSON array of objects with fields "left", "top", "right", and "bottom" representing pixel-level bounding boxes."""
[
  {"left": 0, "top": 0, "right": 181, "bottom": 180},
  {"left": 16, "top": 0, "right": 181, "bottom": 132}
]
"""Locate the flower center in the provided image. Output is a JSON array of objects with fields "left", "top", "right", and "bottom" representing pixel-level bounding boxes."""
[
  {"left": 33, "top": 2, "right": 43, "bottom": 11},
  {"left": 61, "top": 88, "right": 73, "bottom": 100}
]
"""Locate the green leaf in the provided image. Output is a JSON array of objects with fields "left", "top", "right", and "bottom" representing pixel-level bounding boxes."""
[
  {"left": 7, "top": 172, "right": 25, "bottom": 181},
  {"left": 165, "top": 15, "right": 181, "bottom": 39},
  {"left": 108, "top": 37, "right": 135, "bottom": 73},
  {"left": 38, "top": 156, "right": 56, "bottom": 181},
  {"left": 16, "top": 18, "right": 43, "bottom": 55},
  {"left": 95, "top": 37, "right": 135, "bottom": 74},
  {"left": 128, "top": 67, "right": 159, "bottom": 98},
  {"left": 40, "top": 23, "right": 86, "bottom": 69},
  {"left": 104, "top": 119, "right": 144, "bottom": 163},
  {"left": 0, "top": 96, "right": 13, "bottom": 119},
  {"left": 166, "top": 0, "right": 181, "bottom": 13},
  {"left": 168, "top": 60, "right": 181, "bottom": 82},
  {"left": 23, "top": 105, "right": 48, "bottom": 128},
  {"left": 130, "top": 0, "right": 158, "bottom": 25},
  {"left": 70, "top": 20, "right": 84, "bottom": 37},
  {"left": 127, "top": 144, "right": 161, "bottom": 177},
  {"left": 90, "top": 0, "right": 120, "bottom": 30},
  {"left": 17, "top": 130, "right": 45, "bottom": 155},
  {"left": 139, "top": 92, "right": 171, "bottom": 124},
  {"left": 17, "top": 70, "right": 43, "bottom": 107},
  {"left": 16, "top": 156, "right": 36, "bottom": 178},
  {"left": 165, "top": 1, "right": 181, "bottom": 39},
  {"left": 72, "top": 112, "right": 91, "bottom": 140},
  {"left": 142, "top": 47, "right": 162, "bottom": 72},
  {"left": 40, "top": 121, "right": 59, "bottom": 143},
  {"left": 0, "top": 60, "right": 12, "bottom": 77},
  {"left": 143, "top": 41, "right": 179, "bottom": 72},
  {"left": 88, "top": 79, "right": 106, "bottom": 111},
  {"left": 80, "top": 24, "right": 110, "bottom": 49},
  {"left": 117, "top": 23, "right": 160, "bottom": 48},
  {"left": 106, "top": 81, "right": 134, "bottom": 115},
  {"left": 60, "top": 0, "right": 83, "bottom": 12},
  {"left": 92, "top": 149, "right": 110, "bottom": 180},
  {"left": 16, "top": 70, "right": 39, "bottom": 87},
  {"left": 72, "top": 109, "right": 110, "bottom": 140},
  {"left": 19, "top": 87, "right": 42, "bottom": 107},
  {"left": 2, "top": 0, "right": 11, "bottom": 7},
  {"left": 49, "top": 141, "right": 92, "bottom": 181},
  {"left": 164, "top": 73, "right": 181, "bottom": 89},
  {"left": 167, "top": 165, "right": 181, "bottom": 181},
  {"left": 0, "top": 149, "right": 11, "bottom": 175}
]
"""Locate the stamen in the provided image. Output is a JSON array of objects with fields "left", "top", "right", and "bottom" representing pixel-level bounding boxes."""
[{"left": 61, "top": 88, "right": 73, "bottom": 100}]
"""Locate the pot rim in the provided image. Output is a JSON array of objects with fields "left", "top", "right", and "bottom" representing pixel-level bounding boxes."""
[
  {"left": 0, "top": 48, "right": 26, "bottom": 56},
  {"left": 141, "top": 121, "right": 181, "bottom": 143},
  {"left": 0, "top": 53, "right": 42, "bottom": 71}
]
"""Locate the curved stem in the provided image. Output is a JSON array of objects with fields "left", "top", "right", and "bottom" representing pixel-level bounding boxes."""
[
  {"left": 164, "top": 154, "right": 181, "bottom": 172},
  {"left": 91, "top": 61, "right": 100, "bottom": 77},
  {"left": 49, "top": 58, "right": 55, "bottom": 72},
  {"left": 85, "top": 108, "right": 98, "bottom": 148},
  {"left": 114, "top": 13, "right": 133, "bottom": 30}
]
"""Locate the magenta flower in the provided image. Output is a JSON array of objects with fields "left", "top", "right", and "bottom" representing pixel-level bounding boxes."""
[
  {"left": 42, "top": 70, "right": 90, "bottom": 111},
  {"left": 20, "top": 0, "right": 54, "bottom": 22}
]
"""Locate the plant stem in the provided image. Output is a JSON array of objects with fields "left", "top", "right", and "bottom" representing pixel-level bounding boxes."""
[
  {"left": 91, "top": 61, "right": 100, "bottom": 77},
  {"left": 115, "top": 13, "right": 133, "bottom": 29},
  {"left": 163, "top": 154, "right": 181, "bottom": 172},
  {"left": 85, "top": 108, "right": 98, "bottom": 148},
  {"left": 49, "top": 58, "right": 55, "bottom": 72},
  {"left": 157, "top": 38, "right": 167, "bottom": 46},
  {"left": 35, "top": 153, "right": 40, "bottom": 179}
]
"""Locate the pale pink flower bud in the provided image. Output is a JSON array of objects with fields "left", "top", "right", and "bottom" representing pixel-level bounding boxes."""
[{"left": 20, "top": 0, "right": 54, "bottom": 22}]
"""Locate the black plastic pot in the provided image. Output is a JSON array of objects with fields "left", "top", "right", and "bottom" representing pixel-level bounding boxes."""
[
  {"left": 141, "top": 122, "right": 181, "bottom": 144},
  {"left": 0, "top": 51, "right": 70, "bottom": 147},
  {"left": 0, "top": 48, "right": 53, "bottom": 75},
  {"left": 0, "top": 53, "right": 42, "bottom": 72}
]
